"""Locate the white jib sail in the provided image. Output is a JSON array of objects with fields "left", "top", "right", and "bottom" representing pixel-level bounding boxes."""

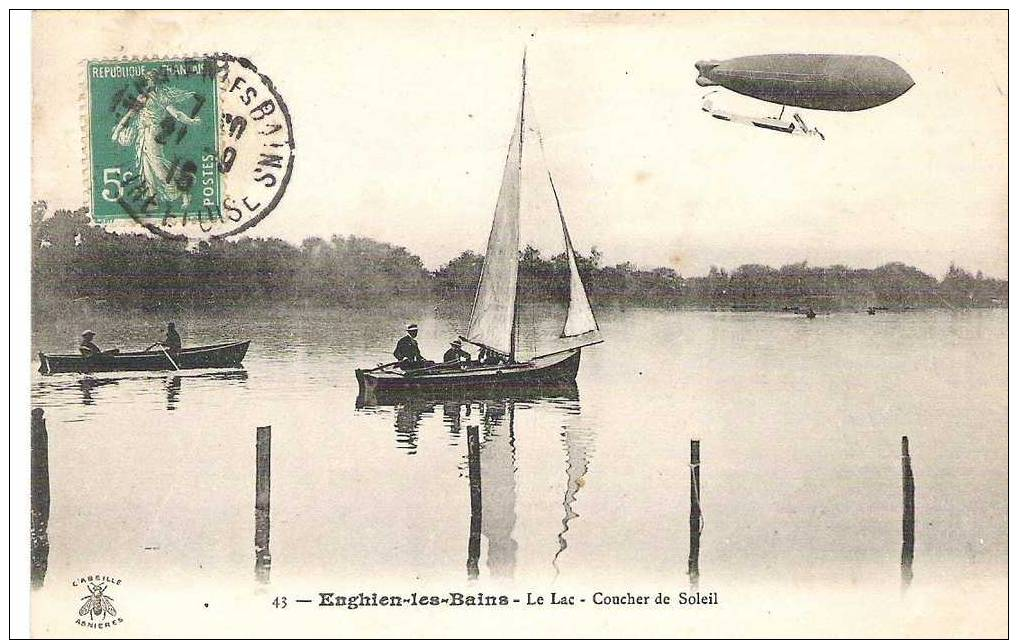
[
  {"left": 550, "top": 174, "right": 599, "bottom": 338},
  {"left": 466, "top": 111, "right": 522, "bottom": 356}
]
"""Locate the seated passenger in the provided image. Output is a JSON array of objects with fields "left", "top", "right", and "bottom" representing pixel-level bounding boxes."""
[
  {"left": 478, "top": 347, "right": 508, "bottom": 366},
  {"left": 443, "top": 339, "right": 471, "bottom": 364},
  {"left": 79, "top": 331, "right": 102, "bottom": 357}
]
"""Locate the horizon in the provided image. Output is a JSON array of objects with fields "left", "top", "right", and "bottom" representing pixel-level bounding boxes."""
[{"left": 33, "top": 204, "right": 1006, "bottom": 282}]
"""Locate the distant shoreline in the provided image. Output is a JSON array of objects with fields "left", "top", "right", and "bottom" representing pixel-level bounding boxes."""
[{"left": 32, "top": 204, "right": 1008, "bottom": 314}]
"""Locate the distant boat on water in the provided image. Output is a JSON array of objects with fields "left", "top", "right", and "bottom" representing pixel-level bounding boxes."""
[{"left": 356, "top": 55, "right": 602, "bottom": 394}]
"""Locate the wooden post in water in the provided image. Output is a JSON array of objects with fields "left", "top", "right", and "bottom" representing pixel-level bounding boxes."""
[
  {"left": 901, "top": 436, "right": 915, "bottom": 587},
  {"left": 31, "top": 408, "right": 50, "bottom": 589},
  {"left": 688, "top": 439, "right": 701, "bottom": 588},
  {"left": 466, "top": 424, "right": 482, "bottom": 580},
  {"left": 254, "top": 426, "right": 272, "bottom": 583}
]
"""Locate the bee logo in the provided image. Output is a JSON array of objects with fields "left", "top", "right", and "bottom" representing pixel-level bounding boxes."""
[{"left": 78, "top": 582, "right": 117, "bottom": 621}]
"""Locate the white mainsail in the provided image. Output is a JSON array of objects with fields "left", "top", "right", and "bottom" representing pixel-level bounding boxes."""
[{"left": 465, "top": 106, "right": 522, "bottom": 356}]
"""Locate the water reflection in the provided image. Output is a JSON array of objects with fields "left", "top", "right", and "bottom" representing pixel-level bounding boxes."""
[
  {"left": 476, "top": 400, "right": 518, "bottom": 580},
  {"left": 356, "top": 383, "right": 586, "bottom": 578},
  {"left": 443, "top": 402, "right": 465, "bottom": 437},
  {"left": 392, "top": 402, "right": 436, "bottom": 454},
  {"left": 165, "top": 376, "right": 182, "bottom": 409},
  {"left": 31, "top": 369, "right": 249, "bottom": 411},
  {"left": 554, "top": 419, "right": 595, "bottom": 574},
  {"left": 463, "top": 404, "right": 518, "bottom": 581},
  {"left": 359, "top": 383, "right": 580, "bottom": 457},
  {"left": 79, "top": 377, "right": 119, "bottom": 406},
  {"left": 165, "top": 370, "right": 249, "bottom": 411},
  {"left": 26, "top": 309, "right": 1010, "bottom": 597}
]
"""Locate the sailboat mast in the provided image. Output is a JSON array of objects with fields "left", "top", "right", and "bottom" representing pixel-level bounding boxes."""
[{"left": 509, "top": 52, "right": 526, "bottom": 363}]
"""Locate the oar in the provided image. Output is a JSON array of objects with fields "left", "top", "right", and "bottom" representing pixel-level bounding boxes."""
[
  {"left": 405, "top": 360, "right": 463, "bottom": 377},
  {"left": 361, "top": 360, "right": 401, "bottom": 373},
  {"left": 159, "top": 345, "right": 181, "bottom": 371}
]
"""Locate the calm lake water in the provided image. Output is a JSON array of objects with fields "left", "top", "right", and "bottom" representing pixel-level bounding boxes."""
[{"left": 30, "top": 305, "right": 1007, "bottom": 634}]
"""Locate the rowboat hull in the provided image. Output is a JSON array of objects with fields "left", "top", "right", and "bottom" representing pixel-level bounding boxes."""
[
  {"left": 38, "top": 341, "right": 251, "bottom": 374},
  {"left": 355, "top": 349, "right": 582, "bottom": 397}
]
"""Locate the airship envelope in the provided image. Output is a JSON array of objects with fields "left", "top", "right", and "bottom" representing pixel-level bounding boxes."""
[{"left": 695, "top": 54, "right": 915, "bottom": 112}]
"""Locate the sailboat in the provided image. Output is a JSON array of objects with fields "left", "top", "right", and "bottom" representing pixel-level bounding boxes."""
[{"left": 355, "top": 56, "right": 602, "bottom": 394}]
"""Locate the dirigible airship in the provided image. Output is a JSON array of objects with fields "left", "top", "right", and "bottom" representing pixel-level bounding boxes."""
[{"left": 695, "top": 54, "right": 915, "bottom": 139}]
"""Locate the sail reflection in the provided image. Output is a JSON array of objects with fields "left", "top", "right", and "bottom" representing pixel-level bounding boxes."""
[
  {"left": 357, "top": 382, "right": 589, "bottom": 579},
  {"left": 477, "top": 400, "right": 518, "bottom": 579},
  {"left": 463, "top": 401, "right": 518, "bottom": 580},
  {"left": 553, "top": 420, "right": 595, "bottom": 574}
]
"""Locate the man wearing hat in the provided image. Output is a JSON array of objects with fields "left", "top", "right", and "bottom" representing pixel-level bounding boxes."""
[
  {"left": 79, "top": 331, "right": 102, "bottom": 357},
  {"left": 443, "top": 339, "right": 471, "bottom": 364},
  {"left": 393, "top": 323, "right": 428, "bottom": 369}
]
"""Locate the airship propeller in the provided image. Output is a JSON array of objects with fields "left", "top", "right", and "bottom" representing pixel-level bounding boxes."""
[{"left": 695, "top": 54, "right": 915, "bottom": 140}]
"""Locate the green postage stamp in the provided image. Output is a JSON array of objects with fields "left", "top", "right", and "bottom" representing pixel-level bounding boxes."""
[
  {"left": 87, "top": 59, "right": 220, "bottom": 225},
  {"left": 85, "top": 55, "right": 295, "bottom": 239}
]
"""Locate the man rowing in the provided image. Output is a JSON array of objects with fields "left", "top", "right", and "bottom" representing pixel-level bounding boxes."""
[{"left": 160, "top": 322, "right": 182, "bottom": 353}]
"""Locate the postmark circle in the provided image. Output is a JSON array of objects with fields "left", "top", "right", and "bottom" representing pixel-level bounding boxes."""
[{"left": 86, "top": 53, "right": 295, "bottom": 240}]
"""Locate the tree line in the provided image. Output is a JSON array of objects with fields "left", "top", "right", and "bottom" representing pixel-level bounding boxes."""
[{"left": 32, "top": 204, "right": 1007, "bottom": 311}]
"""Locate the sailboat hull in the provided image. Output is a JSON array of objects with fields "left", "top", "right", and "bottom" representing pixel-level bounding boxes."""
[
  {"left": 355, "top": 379, "right": 579, "bottom": 409},
  {"left": 356, "top": 349, "right": 581, "bottom": 396}
]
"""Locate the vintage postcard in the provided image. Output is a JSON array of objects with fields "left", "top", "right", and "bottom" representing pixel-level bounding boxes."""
[{"left": 22, "top": 9, "right": 1007, "bottom": 638}]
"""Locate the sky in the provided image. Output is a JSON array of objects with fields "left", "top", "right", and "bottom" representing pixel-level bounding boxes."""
[{"left": 32, "top": 10, "right": 1008, "bottom": 278}]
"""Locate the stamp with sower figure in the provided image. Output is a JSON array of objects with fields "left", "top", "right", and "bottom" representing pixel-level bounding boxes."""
[{"left": 86, "top": 54, "right": 295, "bottom": 240}]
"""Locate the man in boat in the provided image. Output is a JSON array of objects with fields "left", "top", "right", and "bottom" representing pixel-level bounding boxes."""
[
  {"left": 79, "top": 331, "right": 119, "bottom": 357},
  {"left": 160, "top": 322, "right": 182, "bottom": 353},
  {"left": 478, "top": 347, "right": 508, "bottom": 366},
  {"left": 393, "top": 324, "right": 431, "bottom": 370},
  {"left": 443, "top": 339, "right": 471, "bottom": 364},
  {"left": 79, "top": 331, "right": 102, "bottom": 357}
]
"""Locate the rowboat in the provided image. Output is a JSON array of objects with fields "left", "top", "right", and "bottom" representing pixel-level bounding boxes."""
[
  {"left": 38, "top": 340, "right": 250, "bottom": 374},
  {"left": 356, "top": 55, "right": 602, "bottom": 395}
]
